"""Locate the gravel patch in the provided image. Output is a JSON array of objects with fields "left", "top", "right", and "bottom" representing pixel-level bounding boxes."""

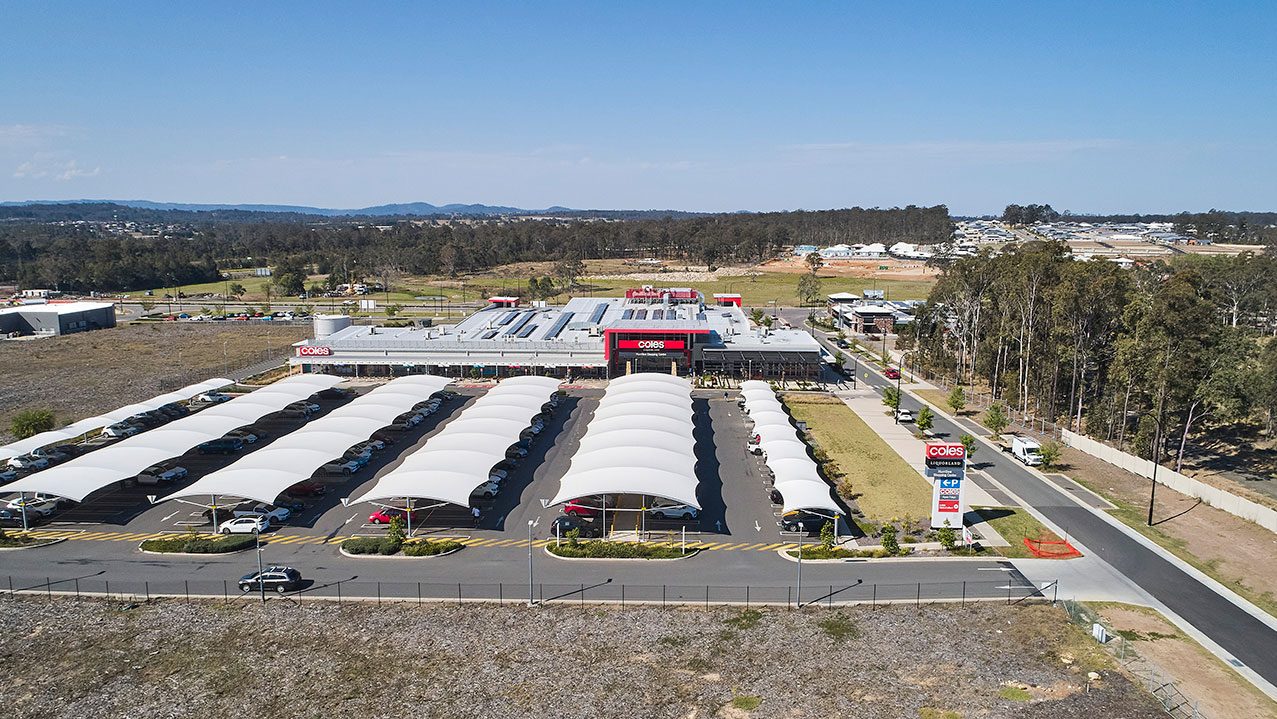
[{"left": 0, "top": 597, "right": 1166, "bottom": 719}]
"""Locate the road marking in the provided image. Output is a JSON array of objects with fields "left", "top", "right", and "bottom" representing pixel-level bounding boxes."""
[
  {"left": 977, "top": 567, "right": 1014, "bottom": 571},
  {"left": 161, "top": 510, "right": 180, "bottom": 522}
]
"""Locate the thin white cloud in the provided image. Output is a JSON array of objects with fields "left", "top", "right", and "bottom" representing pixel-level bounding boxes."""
[{"left": 13, "top": 156, "right": 101, "bottom": 181}]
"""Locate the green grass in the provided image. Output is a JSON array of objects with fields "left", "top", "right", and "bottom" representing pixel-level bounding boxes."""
[
  {"left": 784, "top": 394, "right": 931, "bottom": 522},
  {"left": 816, "top": 614, "right": 861, "bottom": 641},
  {"left": 918, "top": 708, "right": 961, "bottom": 719},
  {"left": 972, "top": 507, "right": 1066, "bottom": 560},
  {"left": 547, "top": 540, "right": 688, "bottom": 559},
  {"left": 723, "top": 609, "right": 764, "bottom": 631},
  {"left": 730, "top": 695, "right": 762, "bottom": 711},
  {"left": 998, "top": 686, "right": 1032, "bottom": 702},
  {"left": 785, "top": 545, "right": 898, "bottom": 559}
]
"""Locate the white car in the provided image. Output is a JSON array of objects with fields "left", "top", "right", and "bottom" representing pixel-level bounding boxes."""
[
  {"left": 7, "top": 454, "right": 50, "bottom": 471},
  {"left": 343, "top": 446, "right": 373, "bottom": 462},
  {"left": 6, "top": 494, "right": 63, "bottom": 516},
  {"left": 232, "top": 503, "right": 291, "bottom": 523},
  {"left": 647, "top": 504, "right": 699, "bottom": 520},
  {"left": 198, "top": 392, "right": 232, "bottom": 404},
  {"left": 137, "top": 465, "right": 188, "bottom": 485},
  {"left": 488, "top": 468, "right": 508, "bottom": 483},
  {"left": 895, "top": 409, "right": 915, "bottom": 423},
  {"left": 103, "top": 423, "right": 140, "bottom": 438},
  {"left": 323, "top": 458, "right": 364, "bottom": 475},
  {"left": 471, "top": 479, "right": 501, "bottom": 500},
  {"left": 394, "top": 413, "right": 423, "bottom": 429},
  {"left": 359, "top": 439, "right": 386, "bottom": 452},
  {"left": 220, "top": 516, "right": 270, "bottom": 534},
  {"left": 226, "top": 429, "right": 261, "bottom": 444}
]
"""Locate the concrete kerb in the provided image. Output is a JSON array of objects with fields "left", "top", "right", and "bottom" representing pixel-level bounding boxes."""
[
  {"left": 774, "top": 548, "right": 1016, "bottom": 564},
  {"left": 543, "top": 546, "right": 701, "bottom": 561}
]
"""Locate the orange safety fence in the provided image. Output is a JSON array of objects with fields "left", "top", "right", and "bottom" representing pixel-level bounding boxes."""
[{"left": 1022, "top": 535, "right": 1082, "bottom": 559}]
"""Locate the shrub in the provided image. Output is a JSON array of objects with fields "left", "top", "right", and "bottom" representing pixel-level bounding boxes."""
[
  {"left": 882, "top": 386, "right": 901, "bottom": 411},
  {"left": 916, "top": 405, "right": 935, "bottom": 432},
  {"left": 387, "top": 515, "right": 406, "bottom": 545},
  {"left": 402, "top": 539, "right": 463, "bottom": 557},
  {"left": 341, "top": 537, "right": 401, "bottom": 555},
  {"left": 947, "top": 386, "right": 966, "bottom": 414},
  {"left": 983, "top": 403, "right": 1009, "bottom": 437},
  {"left": 10, "top": 409, "right": 56, "bottom": 440},
  {"left": 879, "top": 524, "right": 900, "bottom": 555},
  {"left": 937, "top": 521, "right": 957, "bottom": 551},
  {"left": 819, "top": 520, "right": 835, "bottom": 550},
  {"left": 140, "top": 533, "right": 256, "bottom": 554},
  {"left": 1039, "top": 440, "right": 1062, "bottom": 468},
  {"left": 959, "top": 433, "right": 978, "bottom": 458},
  {"left": 547, "top": 540, "right": 685, "bottom": 559}
]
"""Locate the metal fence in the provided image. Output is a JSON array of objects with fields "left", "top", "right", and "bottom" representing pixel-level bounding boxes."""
[
  {"left": 1063, "top": 600, "right": 1206, "bottom": 719},
  {"left": 922, "top": 374, "right": 1067, "bottom": 442},
  {"left": 2, "top": 575, "right": 1055, "bottom": 610}
]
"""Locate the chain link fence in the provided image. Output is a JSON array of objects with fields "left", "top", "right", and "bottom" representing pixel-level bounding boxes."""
[{"left": 1062, "top": 600, "right": 1207, "bottom": 719}]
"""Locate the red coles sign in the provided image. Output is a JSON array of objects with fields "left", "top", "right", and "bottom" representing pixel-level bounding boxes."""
[
  {"left": 925, "top": 443, "right": 966, "bottom": 460},
  {"left": 297, "top": 346, "right": 332, "bottom": 357},
  {"left": 617, "top": 339, "right": 685, "bottom": 351}
]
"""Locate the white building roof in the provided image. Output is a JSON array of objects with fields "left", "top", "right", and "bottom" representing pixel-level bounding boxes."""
[
  {"left": 5, "top": 374, "right": 342, "bottom": 502},
  {"left": 0, "top": 301, "right": 115, "bottom": 316},
  {"left": 739, "top": 382, "right": 840, "bottom": 514},
  {"left": 549, "top": 373, "right": 700, "bottom": 509},
  {"left": 164, "top": 375, "right": 454, "bottom": 506},
  {"left": 0, "top": 378, "right": 233, "bottom": 460},
  {"left": 353, "top": 376, "right": 561, "bottom": 508}
]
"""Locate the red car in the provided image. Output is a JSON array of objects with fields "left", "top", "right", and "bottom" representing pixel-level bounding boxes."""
[
  {"left": 563, "top": 498, "right": 614, "bottom": 518},
  {"left": 369, "top": 507, "right": 419, "bottom": 524},
  {"left": 286, "top": 481, "right": 327, "bottom": 497},
  {"left": 884, "top": 368, "right": 901, "bottom": 379}
]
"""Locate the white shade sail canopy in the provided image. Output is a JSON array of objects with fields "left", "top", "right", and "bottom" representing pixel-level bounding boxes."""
[
  {"left": 739, "top": 384, "right": 840, "bottom": 515},
  {"left": 6, "top": 374, "right": 343, "bottom": 502},
  {"left": 549, "top": 373, "right": 700, "bottom": 509},
  {"left": 0, "top": 378, "right": 233, "bottom": 460},
  {"left": 354, "top": 375, "right": 561, "bottom": 508},
  {"left": 163, "top": 375, "right": 454, "bottom": 506}
]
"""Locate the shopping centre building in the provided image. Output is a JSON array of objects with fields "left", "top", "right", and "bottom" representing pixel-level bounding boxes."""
[{"left": 291, "top": 286, "right": 824, "bottom": 380}]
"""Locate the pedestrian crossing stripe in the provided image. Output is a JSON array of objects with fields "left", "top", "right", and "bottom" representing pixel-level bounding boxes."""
[{"left": 15, "top": 529, "right": 803, "bottom": 553}]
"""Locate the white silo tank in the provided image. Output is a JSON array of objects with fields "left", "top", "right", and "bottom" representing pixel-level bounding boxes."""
[{"left": 313, "top": 314, "right": 352, "bottom": 340}]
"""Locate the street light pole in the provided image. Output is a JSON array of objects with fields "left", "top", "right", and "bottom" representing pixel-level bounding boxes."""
[
  {"left": 255, "top": 526, "right": 265, "bottom": 604},
  {"left": 796, "top": 522, "right": 804, "bottom": 608},
  {"left": 1147, "top": 419, "right": 1161, "bottom": 526},
  {"left": 527, "top": 519, "right": 536, "bottom": 606}
]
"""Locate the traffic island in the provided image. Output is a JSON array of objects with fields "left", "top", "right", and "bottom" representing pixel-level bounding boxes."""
[
  {"left": 0, "top": 531, "right": 66, "bottom": 551},
  {"left": 339, "top": 536, "right": 464, "bottom": 558},
  {"left": 138, "top": 533, "right": 257, "bottom": 555},
  {"left": 546, "top": 539, "right": 697, "bottom": 560}
]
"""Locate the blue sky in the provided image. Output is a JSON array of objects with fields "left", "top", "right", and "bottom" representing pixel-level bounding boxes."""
[{"left": 1, "top": 1, "right": 1274, "bottom": 214}]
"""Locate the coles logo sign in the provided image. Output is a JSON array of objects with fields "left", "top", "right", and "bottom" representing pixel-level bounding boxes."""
[
  {"left": 925, "top": 443, "right": 966, "bottom": 460},
  {"left": 297, "top": 345, "right": 332, "bottom": 357},
  {"left": 617, "top": 339, "right": 685, "bottom": 351}
]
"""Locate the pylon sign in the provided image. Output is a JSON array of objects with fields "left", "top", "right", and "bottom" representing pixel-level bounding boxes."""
[{"left": 925, "top": 443, "right": 967, "bottom": 529}]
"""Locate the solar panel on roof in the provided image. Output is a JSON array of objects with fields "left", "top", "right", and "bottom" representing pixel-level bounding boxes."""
[
  {"left": 544, "top": 312, "right": 574, "bottom": 339},
  {"left": 516, "top": 323, "right": 538, "bottom": 339},
  {"left": 480, "top": 330, "right": 499, "bottom": 339},
  {"left": 652, "top": 309, "right": 665, "bottom": 320},
  {"left": 621, "top": 309, "right": 634, "bottom": 320},
  {"left": 496, "top": 311, "right": 518, "bottom": 326},
  {"left": 635, "top": 309, "right": 647, "bottom": 320},
  {"left": 504, "top": 311, "right": 535, "bottom": 336},
  {"left": 588, "top": 302, "right": 608, "bottom": 324}
]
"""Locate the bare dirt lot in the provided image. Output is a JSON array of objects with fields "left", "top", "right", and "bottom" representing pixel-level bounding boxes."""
[
  {"left": 0, "top": 598, "right": 1165, "bottom": 719},
  {"left": 0, "top": 323, "right": 308, "bottom": 444},
  {"left": 762, "top": 255, "right": 940, "bottom": 282}
]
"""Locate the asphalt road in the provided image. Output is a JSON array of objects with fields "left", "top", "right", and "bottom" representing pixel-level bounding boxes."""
[{"left": 802, "top": 322, "right": 1277, "bottom": 688}]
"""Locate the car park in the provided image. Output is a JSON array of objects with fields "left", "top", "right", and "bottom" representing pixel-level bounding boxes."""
[
  {"left": 0, "top": 468, "right": 18, "bottom": 484},
  {"left": 548, "top": 515, "right": 601, "bottom": 538},
  {"left": 7, "top": 454, "right": 50, "bottom": 471},
  {"left": 285, "top": 481, "right": 327, "bottom": 497},
  {"left": 197, "top": 392, "right": 232, "bottom": 404},
  {"left": 0, "top": 508, "right": 44, "bottom": 527},
  {"left": 226, "top": 428, "right": 263, "bottom": 444},
  {"left": 647, "top": 504, "right": 698, "bottom": 520},
  {"left": 137, "top": 465, "right": 188, "bottom": 486},
  {"left": 778, "top": 511, "right": 830, "bottom": 533},
  {"left": 239, "top": 566, "right": 302, "bottom": 593},
  {"left": 322, "top": 456, "right": 366, "bottom": 475},
  {"left": 471, "top": 479, "right": 501, "bottom": 500},
  {"left": 102, "top": 423, "right": 140, "bottom": 438},
  {"left": 505, "top": 445, "right": 529, "bottom": 460},
  {"left": 316, "top": 387, "right": 353, "bottom": 400},
  {"left": 368, "top": 507, "right": 419, "bottom": 524},
  {"left": 5, "top": 494, "right": 64, "bottom": 517},
  {"left": 232, "top": 503, "right": 291, "bottom": 523},
  {"left": 198, "top": 437, "right": 244, "bottom": 454}
]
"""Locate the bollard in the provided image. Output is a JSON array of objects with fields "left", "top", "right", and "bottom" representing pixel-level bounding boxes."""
[
  {"left": 185, "top": 580, "right": 189, "bottom": 604},
  {"left": 418, "top": 582, "right": 422, "bottom": 606},
  {"left": 458, "top": 583, "right": 462, "bottom": 607},
  {"left": 621, "top": 585, "right": 625, "bottom": 607},
  {"left": 223, "top": 580, "right": 227, "bottom": 604},
  {"left": 580, "top": 583, "right": 585, "bottom": 607},
  {"left": 961, "top": 581, "right": 966, "bottom": 607},
  {"left": 872, "top": 584, "right": 876, "bottom": 610},
  {"left": 337, "top": 580, "right": 342, "bottom": 606},
  {"left": 377, "top": 582, "right": 381, "bottom": 606},
  {"left": 829, "top": 585, "right": 833, "bottom": 609},
  {"left": 105, "top": 579, "right": 110, "bottom": 599},
  {"left": 499, "top": 583, "right": 503, "bottom": 606}
]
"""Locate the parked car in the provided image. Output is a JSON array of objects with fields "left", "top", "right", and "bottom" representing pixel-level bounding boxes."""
[
  {"left": 521, "top": 422, "right": 544, "bottom": 438},
  {"left": 226, "top": 428, "right": 262, "bottom": 444},
  {"left": 471, "top": 479, "right": 501, "bottom": 500},
  {"left": 5, "top": 494, "right": 64, "bottom": 517},
  {"left": 368, "top": 507, "right": 419, "bottom": 524},
  {"left": 390, "top": 412, "right": 423, "bottom": 430},
  {"left": 834, "top": 338, "right": 849, "bottom": 349},
  {"left": 289, "top": 401, "right": 321, "bottom": 414},
  {"left": 548, "top": 515, "right": 601, "bottom": 539},
  {"left": 647, "top": 504, "right": 699, "bottom": 520},
  {"left": 158, "top": 403, "right": 190, "bottom": 418},
  {"left": 0, "top": 468, "right": 18, "bottom": 484},
  {"left": 563, "top": 499, "right": 612, "bottom": 518},
  {"left": 768, "top": 488, "right": 784, "bottom": 505},
  {"left": 232, "top": 503, "right": 292, "bottom": 523},
  {"left": 0, "top": 508, "right": 44, "bottom": 527},
  {"left": 221, "top": 516, "right": 270, "bottom": 534},
  {"left": 322, "top": 457, "right": 366, "bottom": 475},
  {"left": 883, "top": 368, "right": 901, "bottom": 380},
  {"left": 286, "top": 481, "right": 327, "bottom": 497},
  {"left": 316, "top": 387, "right": 353, "bottom": 400},
  {"left": 488, "top": 468, "right": 509, "bottom": 483},
  {"left": 7, "top": 454, "right": 50, "bottom": 471},
  {"left": 197, "top": 392, "right": 232, "bottom": 404},
  {"left": 355, "top": 439, "right": 386, "bottom": 453},
  {"left": 778, "top": 511, "right": 829, "bottom": 533},
  {"left": 342, "top": 446, "right": 373, "bottom": 462},
  {"left": 102, "top": 423, "right": 140, "bottom": 438},
  {"left": 895, "top": 409, "right": 914, "bottom": 423},
  {"left": 505, "top": 445, "right": 529, "bottom": 460},
  {"left": 137, "top": 465, "right": 188, "bottom": 485},
  {"left": 238, "top": 566, "right": 302, "bottom": 593},
  {"left": 198, "top": 437, "right": 244, "bottom": 454}
]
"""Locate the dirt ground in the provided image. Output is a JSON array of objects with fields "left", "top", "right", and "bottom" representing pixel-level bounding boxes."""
[
  {"left": 0, "top": 598, "right": 1165, "bottom": 719},
  {"left": 0, "top": 323, "right": 308, "bottom": 444},
  {"left": 1098, "top": 604, "right": 1277, "bottom": 719},
  {"left": 1058, "top": 447, "right": 1277, "bottom": 616},
  {"left": 762, "top": 256, "right": 940, "bottom": 281}
]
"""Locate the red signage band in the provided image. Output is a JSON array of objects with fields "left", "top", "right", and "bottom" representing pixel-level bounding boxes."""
[
  {"left": 617, "top": 339, "right": 685, "bottom": 351},
  {"left": 925, "top": 443, "right": 966, "bottom": 460},
  {"left": 298, "top": 346, "right": 332, "bottom": 357}
]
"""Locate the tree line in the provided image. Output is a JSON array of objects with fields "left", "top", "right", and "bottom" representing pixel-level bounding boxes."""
[
  {"left": 901, "top": 242, "right": 1277, "bottom": 471},
  {"left": 0, "top": 205, "right": 952, "bottom": 293}
]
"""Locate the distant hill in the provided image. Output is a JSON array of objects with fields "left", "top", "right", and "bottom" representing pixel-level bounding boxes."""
[{"left": 0, "top": 198, "right": 709, "bottom": 220}]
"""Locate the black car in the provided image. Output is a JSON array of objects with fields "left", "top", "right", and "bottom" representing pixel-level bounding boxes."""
[
  {"left": 239, "top": 566, "right": 302, "bottom": 594},
  {"left": 779, "top": 511, "right": 829, "bottom": 533},
  {"left": 198, "top": 437, "right": 244, "bottom": 455},
  {"left": 316, "top": 387, "right": 353, "bottom": 400},
  {"left": 768, "top": 488, "right": 784, "bottom": 505},
  {"left": 549, "top": 515, "right": 601, "bottom": 539},
  {"left": 0, "top": 508, "right": 43, "bottom": 528}
]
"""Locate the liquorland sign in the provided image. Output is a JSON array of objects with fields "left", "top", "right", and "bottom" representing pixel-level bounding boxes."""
[
  {"left": 617, "top": 339, "right": 685, "bottom": 351},
  {"left": 297, "top": 345, "right": 333, "bottom": 357},
  {"left": 924, "top": 443, "right": 967, "bottom": 529}
]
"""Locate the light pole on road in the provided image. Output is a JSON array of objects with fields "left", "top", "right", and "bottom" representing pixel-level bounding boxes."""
[
  {"left": 527, "top": 517, "right": 540, "bottom": 606},
  {"left": 796, "top": 522, "right": 804, "bottom": 609}
]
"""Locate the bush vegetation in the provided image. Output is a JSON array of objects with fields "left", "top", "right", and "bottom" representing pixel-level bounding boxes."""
[
  {"left": 547, "top": 539, "right": 687, "bottom": 559},
  {"left": 341, "top": 535, "right": 463, "bottom": 557},
  {"left": 140, "top": 532, "right": 256, "bottom": 554}
]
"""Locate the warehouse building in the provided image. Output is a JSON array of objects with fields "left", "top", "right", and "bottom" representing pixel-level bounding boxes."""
[
  {"left": 0, "top": 301, "right": 117, "bottom": 338},
  {"left": 291, "top": 286, "right": 823, "bottom": 380}
]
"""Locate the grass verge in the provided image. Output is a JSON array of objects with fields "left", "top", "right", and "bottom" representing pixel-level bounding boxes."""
[
  {"left": 785, "top": 545, "right": 899, "bottom": 559},
  {"left": 140, "top": 533, "right": 256, "bottom": 553},
  {"left": 972, "top": 507, "right": 1069, "bottom": 560},
  {"left": 783, "top": 394, "right": 931, "bottom": 522},
  {"left": 547, "top": 540, "right": 688, "bottom": 559}
]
